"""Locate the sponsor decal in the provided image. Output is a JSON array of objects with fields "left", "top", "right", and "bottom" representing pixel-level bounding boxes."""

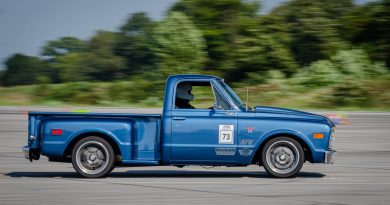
[
  {"left": 238, "top": 148, "right": 253, "bottom": 156},
  {"left": 245, "top": 127, "right": 255, "bottom": 133},
  {"left": 215, "top": 148, "right": 236, "bottom": 156},
  {"left": 239, "top": 139, "right": 254, "bottom": 145}
]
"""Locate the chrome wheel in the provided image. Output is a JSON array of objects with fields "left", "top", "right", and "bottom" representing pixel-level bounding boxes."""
[
  {"left": 76, "top": 141, "right": 109, "bottom": 175},
  {"left": 266, "top": 141, "right": 299, "bottom": 174},
  {"left": 262, "top": 137, "right": 304, "bottom": 178},
  {"left": 72, "top": 137, "right": 115, "bottom": 178}
]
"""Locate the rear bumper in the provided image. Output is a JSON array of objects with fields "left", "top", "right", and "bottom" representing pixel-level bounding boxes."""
[
  {"left": 22, "top": 146, "right": 30, "bottom": 160},
  {"left": 325, "top": 149, "right": 336, "bottom": 164},
  {"left": 22, "top": 146, "right": 40, "bottom": 161}
]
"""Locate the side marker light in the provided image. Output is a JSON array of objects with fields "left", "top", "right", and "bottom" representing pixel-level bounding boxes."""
[
  {"left": 51, "top": 129, "right": 63, "bottom": 136},
  {"left": 313, "top": 133, "right": 324, "bottom": 139}
]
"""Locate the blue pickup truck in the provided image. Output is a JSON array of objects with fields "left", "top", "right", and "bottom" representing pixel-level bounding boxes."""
[{"left": 23, "top": 74, "right": 336, "bottom": 178}]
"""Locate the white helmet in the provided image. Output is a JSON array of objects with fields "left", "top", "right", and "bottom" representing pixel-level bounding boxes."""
[{"left": 176, "top": 83, "right": 194, "bottom": 101}]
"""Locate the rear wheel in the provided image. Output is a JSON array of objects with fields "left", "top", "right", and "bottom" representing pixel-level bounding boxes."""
[
  {"left": 261, "top": 137, "right": 304, "bottom": 178},
  {"left": 71, "top": 136, "right": 115, "bottom": 178}
]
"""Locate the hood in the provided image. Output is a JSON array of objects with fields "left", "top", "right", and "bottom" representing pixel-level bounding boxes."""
[{"left": 254, "top": 106, "right": 335, "bottom": 127}]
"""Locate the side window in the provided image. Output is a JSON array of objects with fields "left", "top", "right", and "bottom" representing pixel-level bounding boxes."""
[
  {"left": 175, "top": 81, "right": 215, "bottom": 109},
  {"left": 174, "top": 81, "right": 233, "bottom": 110}
]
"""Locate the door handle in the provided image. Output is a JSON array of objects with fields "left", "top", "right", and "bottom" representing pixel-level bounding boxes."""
[{"left": 172, "top": 117, "right": 186, "bottom": 120}]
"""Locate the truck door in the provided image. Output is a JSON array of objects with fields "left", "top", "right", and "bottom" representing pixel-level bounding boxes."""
[{"left": 170, "top": 80, "right": 238, "bottom": 164}]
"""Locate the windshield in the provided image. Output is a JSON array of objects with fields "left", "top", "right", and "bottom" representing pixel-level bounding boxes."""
[{"left": 219, "top": 80, "right": 244, "bottom": 109}]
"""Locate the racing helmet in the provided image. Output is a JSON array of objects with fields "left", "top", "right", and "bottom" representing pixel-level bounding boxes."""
[{"left": 176, "top": 83, "right": 194, "bottom": 101}]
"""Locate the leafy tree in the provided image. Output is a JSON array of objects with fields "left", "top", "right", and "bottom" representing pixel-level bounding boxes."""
[
  {"left": 228, "top": 9, "right": 299, "bottom": 81},
  {"left": 256, "top": 14, "right": 293, "bottom": 49},
  {"left": 331, "top": 49, "right": 387, "bottom": 78},
  {"left": 293, "top": 60, "right": 341, "bottom": 88},
  {"left": 171, "top": 0, "right": 260, "bottom": 76},
  {"left": 85, "top": 31, "right": 126, "bottom": 81},
  {"left": 1, "top": 54, "right": 47, "bottom": 86},
  {"left": 51, "top": 52, "right": 92, "bottom": 82},
  {"left": 342, "top": 0, "right": 390, "bottom": 67},
  {"left": 0, "top": 70, "right": 4, "bottom": 85},
  {"left": 152, "top": 12, "right": 207, "bottom": 75},
  {"left": 40, "top": 37, "right": 88, "bottom": 83},
  {"left": 322, "top": 0, "right": 353, "bottom": 18},
  {"left": 294, "top": 49, "right": 388, "bottom": 88},
  {"left": 116, "top": 12, "right": 157, "bottom": 74},
  {"left": 42, "top": 37, "right": 87, "bottom": 59},
  {"left": 234, "top": 28, "right": 297, "bottom": 81},
  {"left": 271, "top": 0, "right": 350, "bottom": 66}
]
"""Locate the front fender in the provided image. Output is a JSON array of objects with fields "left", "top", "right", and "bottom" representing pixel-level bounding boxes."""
[{"left": 248, "top": 129, "right": 324, "bottom": 164}]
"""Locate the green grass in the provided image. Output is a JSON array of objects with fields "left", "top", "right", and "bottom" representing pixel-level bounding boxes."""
[{"left": 0, "top": 80, "right": 389, "bottom": 111}]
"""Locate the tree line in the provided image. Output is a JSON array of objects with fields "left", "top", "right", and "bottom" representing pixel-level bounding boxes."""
[{"left": 1, "top": 0, "right": 389, "bottom": 87}]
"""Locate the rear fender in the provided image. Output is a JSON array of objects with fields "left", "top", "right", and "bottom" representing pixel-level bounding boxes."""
[
  {"left": 40, "top": 120, "right": 132, "bottom": 161},
  {"left": 64, "top": 129, "right": 126, "bottom": 159}
]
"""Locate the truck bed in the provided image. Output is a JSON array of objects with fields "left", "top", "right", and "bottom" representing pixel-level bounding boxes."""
[{"left": 28, "top": 111, "right": 162, "bottom": 165}]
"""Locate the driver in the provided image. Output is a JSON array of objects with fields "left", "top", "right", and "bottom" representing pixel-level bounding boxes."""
[{"left": 175, "top": 83, "right": 195, "bottom": 109}]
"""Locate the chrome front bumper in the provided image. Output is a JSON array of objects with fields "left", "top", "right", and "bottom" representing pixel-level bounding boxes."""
[{"left": 325, "top": 150, "right": 336, "bottom": 164}]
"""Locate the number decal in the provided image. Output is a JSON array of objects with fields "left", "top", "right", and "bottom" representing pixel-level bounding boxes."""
[{"left": 219, "top": 125, "right": 234, "bottom": 144}]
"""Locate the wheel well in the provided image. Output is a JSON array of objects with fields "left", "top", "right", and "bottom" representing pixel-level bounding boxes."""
[
  {"left": 251, "top": 133, "right": 313, "bottom": 165},
  {"left": 64, "top": 132, "right": 122, "bottom": 162}
]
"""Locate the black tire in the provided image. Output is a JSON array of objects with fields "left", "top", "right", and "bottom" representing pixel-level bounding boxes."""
[
  {"left": 261, "top": 136, "right": 304, "bottom": 178},
  {"left": 71, "top": 136, "right": 115, "bottom": 178}
]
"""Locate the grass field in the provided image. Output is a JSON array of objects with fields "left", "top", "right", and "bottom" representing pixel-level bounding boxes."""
[{"left": 0, "top": 79, "right": 389, "bottom": 111}]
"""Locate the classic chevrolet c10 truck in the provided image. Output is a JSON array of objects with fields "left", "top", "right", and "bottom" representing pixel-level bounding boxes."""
[{"left": 23, "top": 74, "right": 336, "bottom": 178}]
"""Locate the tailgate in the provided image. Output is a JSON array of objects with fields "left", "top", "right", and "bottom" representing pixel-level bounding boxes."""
[{"left": 23, "top": 113, "right": 41, "bottom": 161}]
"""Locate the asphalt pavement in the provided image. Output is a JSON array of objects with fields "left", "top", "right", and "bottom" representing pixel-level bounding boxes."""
[{"left": 0, "top": 107, "right": 389, "bottom": 204}]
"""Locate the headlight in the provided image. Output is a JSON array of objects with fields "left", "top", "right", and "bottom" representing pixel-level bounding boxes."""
[{"left": 328, "top": 129, "right": 335, "bottom": 149}]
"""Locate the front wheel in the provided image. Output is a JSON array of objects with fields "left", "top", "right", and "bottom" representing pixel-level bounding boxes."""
[
  {"left": 72, "top": 136, "right": 115, "bottom": 178},
  {"left": 261, "top": 137, "right": 304, "bottom": 178}
]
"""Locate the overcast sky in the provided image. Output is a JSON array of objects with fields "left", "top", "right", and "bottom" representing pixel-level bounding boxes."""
[{"left": 0, "top": 0, "right": 376, "bottom": 68}]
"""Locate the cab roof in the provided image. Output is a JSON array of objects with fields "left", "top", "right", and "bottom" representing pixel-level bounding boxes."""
[{"left": 167, "top": 74, "right": 222, "bottom": 81}]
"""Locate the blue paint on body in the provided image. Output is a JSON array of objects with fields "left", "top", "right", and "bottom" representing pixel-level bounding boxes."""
[{"left": 25, "top": 74, "right": 335, "bottom": 167}]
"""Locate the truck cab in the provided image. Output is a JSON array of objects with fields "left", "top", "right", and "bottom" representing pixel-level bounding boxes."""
[{"left": 23, "top": 74, "right": 336, "bottom": 178}]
